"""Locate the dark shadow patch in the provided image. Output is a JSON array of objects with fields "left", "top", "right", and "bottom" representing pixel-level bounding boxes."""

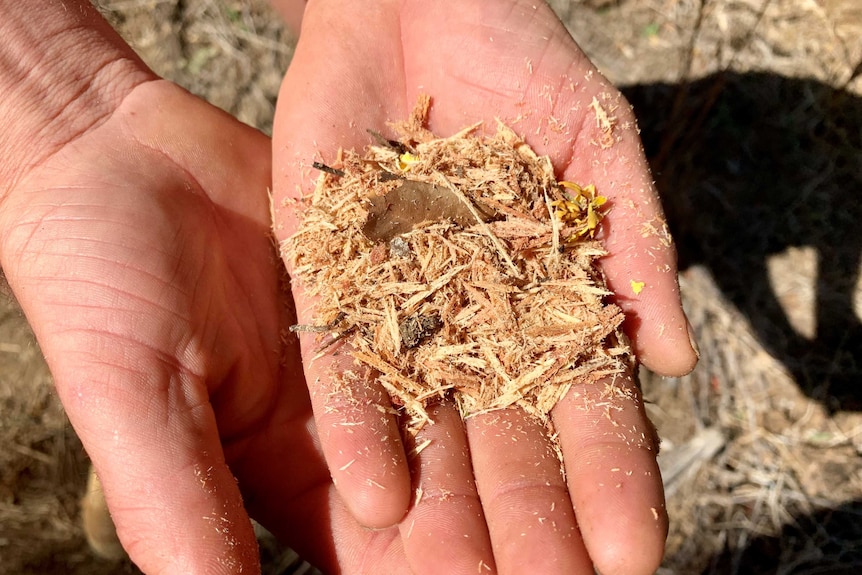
[
  {"left": 625, "top": 72, "right": 862, "bottom": 411},
  {"left": 705, "top": 500, "right": 862, "bottom": 575}
]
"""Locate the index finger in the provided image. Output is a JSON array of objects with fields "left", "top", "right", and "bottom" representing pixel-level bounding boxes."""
[{"left": 272, "top": 1, "right": 414, "bottom": 529}]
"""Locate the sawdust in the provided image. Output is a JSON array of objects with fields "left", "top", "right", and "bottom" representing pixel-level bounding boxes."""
[
  {"left": 284, "top": 96, "right": 633, "bottom": 431},
  {"left": 589, "top": 96, "right": 618, "bottom": 149}
]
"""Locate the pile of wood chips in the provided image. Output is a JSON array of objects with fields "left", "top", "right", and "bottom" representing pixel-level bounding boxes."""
[{"left": 284, "top": 96, "right": 633, "bottom": 432}]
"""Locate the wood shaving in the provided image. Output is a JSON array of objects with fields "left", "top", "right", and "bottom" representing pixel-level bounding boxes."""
[
  {"left": 589, "top": 96, "right": 618, "bottom": 149},
  {"left": 283, "top": 96, "right": 633, "bottom": 432}
]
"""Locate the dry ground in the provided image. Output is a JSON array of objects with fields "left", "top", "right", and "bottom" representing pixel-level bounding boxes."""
[{"left": 1, "top": 1, "right": 861, "bottom": 574}]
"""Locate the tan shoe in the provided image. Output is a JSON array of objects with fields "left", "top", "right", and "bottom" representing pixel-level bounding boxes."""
[{"left": 80, "top": 465, "right": 126, "bottom": 561}]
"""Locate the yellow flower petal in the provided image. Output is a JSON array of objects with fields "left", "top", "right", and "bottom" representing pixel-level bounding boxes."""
[
  {"left": 630, "top": 280, "right": 645, "bottom": 295},
  {"left": 398, "top": 152, "right": 419, "bottom": 171}
]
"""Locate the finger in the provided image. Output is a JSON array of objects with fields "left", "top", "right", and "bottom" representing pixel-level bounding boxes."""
[
  {"left": 399, "top": 402, "right": 495, "bottom": 574},
  {"left": 552, "top": 373, "right": 667, "bottom": 575},
  {"left": 272, "top": 2, "right": 414, "bottom": 528},
  {"left": 251, "top": 478, "right": 412, "bottom": 574},
  {"left": 467, "top": 408, "right": 591, "bottom": 575},
  {"left": 559, "top": 92, "right": 698, "bottom": 377},
  {"left": 58, "top": 354, "right": 259, "bottom": 574},
  {"left": 228, "top": 398, "right": 412, "bottom": 574},
  {"left": 298, "top": 345, "right": 412, "bottom": 528},
  {"left": 395, "top": 0, "right": 698, "bottom": 375}
]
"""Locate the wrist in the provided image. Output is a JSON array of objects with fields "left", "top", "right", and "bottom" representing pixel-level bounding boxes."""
[{"left": 0, "top": 1, "right": 155, "bottom": 203}]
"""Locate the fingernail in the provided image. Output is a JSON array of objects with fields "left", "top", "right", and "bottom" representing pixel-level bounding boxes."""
[{"left": 686, "top": 317, "right": 700, "bottom": 359}]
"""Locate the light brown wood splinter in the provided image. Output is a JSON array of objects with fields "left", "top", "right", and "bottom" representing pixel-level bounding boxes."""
[{"left": 284, "top": 95, "right": 633, "bottom": 432}]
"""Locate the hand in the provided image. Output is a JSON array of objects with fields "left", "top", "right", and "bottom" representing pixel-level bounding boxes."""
[
  {"left": 0, "top": 76, "right": 281, "bottom": 572},
  {"left": 272, "top": 1, "right": 698, "bottom": 574},
  {"left": 0, "top": 4, "right": 352, "bottom": 567},
  {"left": 0, "top": 7, "right": 473, "bottom": 571}
]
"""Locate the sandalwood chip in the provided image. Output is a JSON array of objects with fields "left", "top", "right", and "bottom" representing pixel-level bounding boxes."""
[{"left": 283, "top": 96, "right": 634, "bottom": 432}]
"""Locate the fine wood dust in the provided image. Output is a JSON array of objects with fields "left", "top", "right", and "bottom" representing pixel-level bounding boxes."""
[{"left": 283, "top": 95, "right": 633, "bottom": 432}]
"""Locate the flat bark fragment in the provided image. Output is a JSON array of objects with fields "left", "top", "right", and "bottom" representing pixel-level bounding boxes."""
[{"left": 363, "top": 180, "right": 498, "bottom": 242}]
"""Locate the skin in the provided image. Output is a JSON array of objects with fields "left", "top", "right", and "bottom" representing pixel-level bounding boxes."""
[
  {"left": 0, "top": 1, "right": 696, "bottom": 574},
  {"left": 273, "top": 1, "right": 697, "bottom": 574}
]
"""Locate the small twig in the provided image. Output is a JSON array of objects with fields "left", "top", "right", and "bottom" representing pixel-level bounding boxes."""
[
  {"left": 378, "top": 171, "right": 403, "bottom": 182},
  {"left": 290, "top": 312, "right": 346, "bottom": 333},
  {"left": 312, "top": 161, "right": 345, "bottom": 177},
  {"left": 367, "top": 129, "right": 409, "bottom": 154},
  {"left": 544, "top": 192, "right": 562, "bottom": 262}
]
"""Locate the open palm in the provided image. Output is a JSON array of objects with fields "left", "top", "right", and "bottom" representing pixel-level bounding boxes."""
[
  {"left": 0, "top": 80, "right": 327, "bottom": 573},
  {"left": 0, "top": 76, "right": 483, "bottom": 574},
  {"left": 0, "top": 1, "right": 698, "bottom": 573},
  {"left": 273, "top": 1, "right": 698, "bottom": 574}
]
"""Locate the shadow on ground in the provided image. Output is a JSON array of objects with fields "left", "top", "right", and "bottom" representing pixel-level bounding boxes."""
[
  {"left": 705, "top": 499, "right": 862, "bottom": 575},
  {"left": 625, "top": 72, "right": 862, "bottom": 412}
]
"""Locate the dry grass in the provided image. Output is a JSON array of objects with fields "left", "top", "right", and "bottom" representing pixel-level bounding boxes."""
[
  {"left": 94, "top": 0, "right": 293, "bottom": 134},
  {"left": 598, "top": 1, "right": 862, "bottom": 572}
]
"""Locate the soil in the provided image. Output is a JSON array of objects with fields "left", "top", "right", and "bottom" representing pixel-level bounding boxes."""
[{"left": 2, "top": 1, "right": 861, "bottom": 574}]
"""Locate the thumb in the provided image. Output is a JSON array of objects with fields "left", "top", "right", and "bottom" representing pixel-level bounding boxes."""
[
  {"left": 62, "top": 348, "right": 259, "bottom": 574},
  {"left": 81, "top": 395, "right": 259, "bottom": 574},
  {"left": 0, "top": 82, "right": 266, "bottom": 573}
]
